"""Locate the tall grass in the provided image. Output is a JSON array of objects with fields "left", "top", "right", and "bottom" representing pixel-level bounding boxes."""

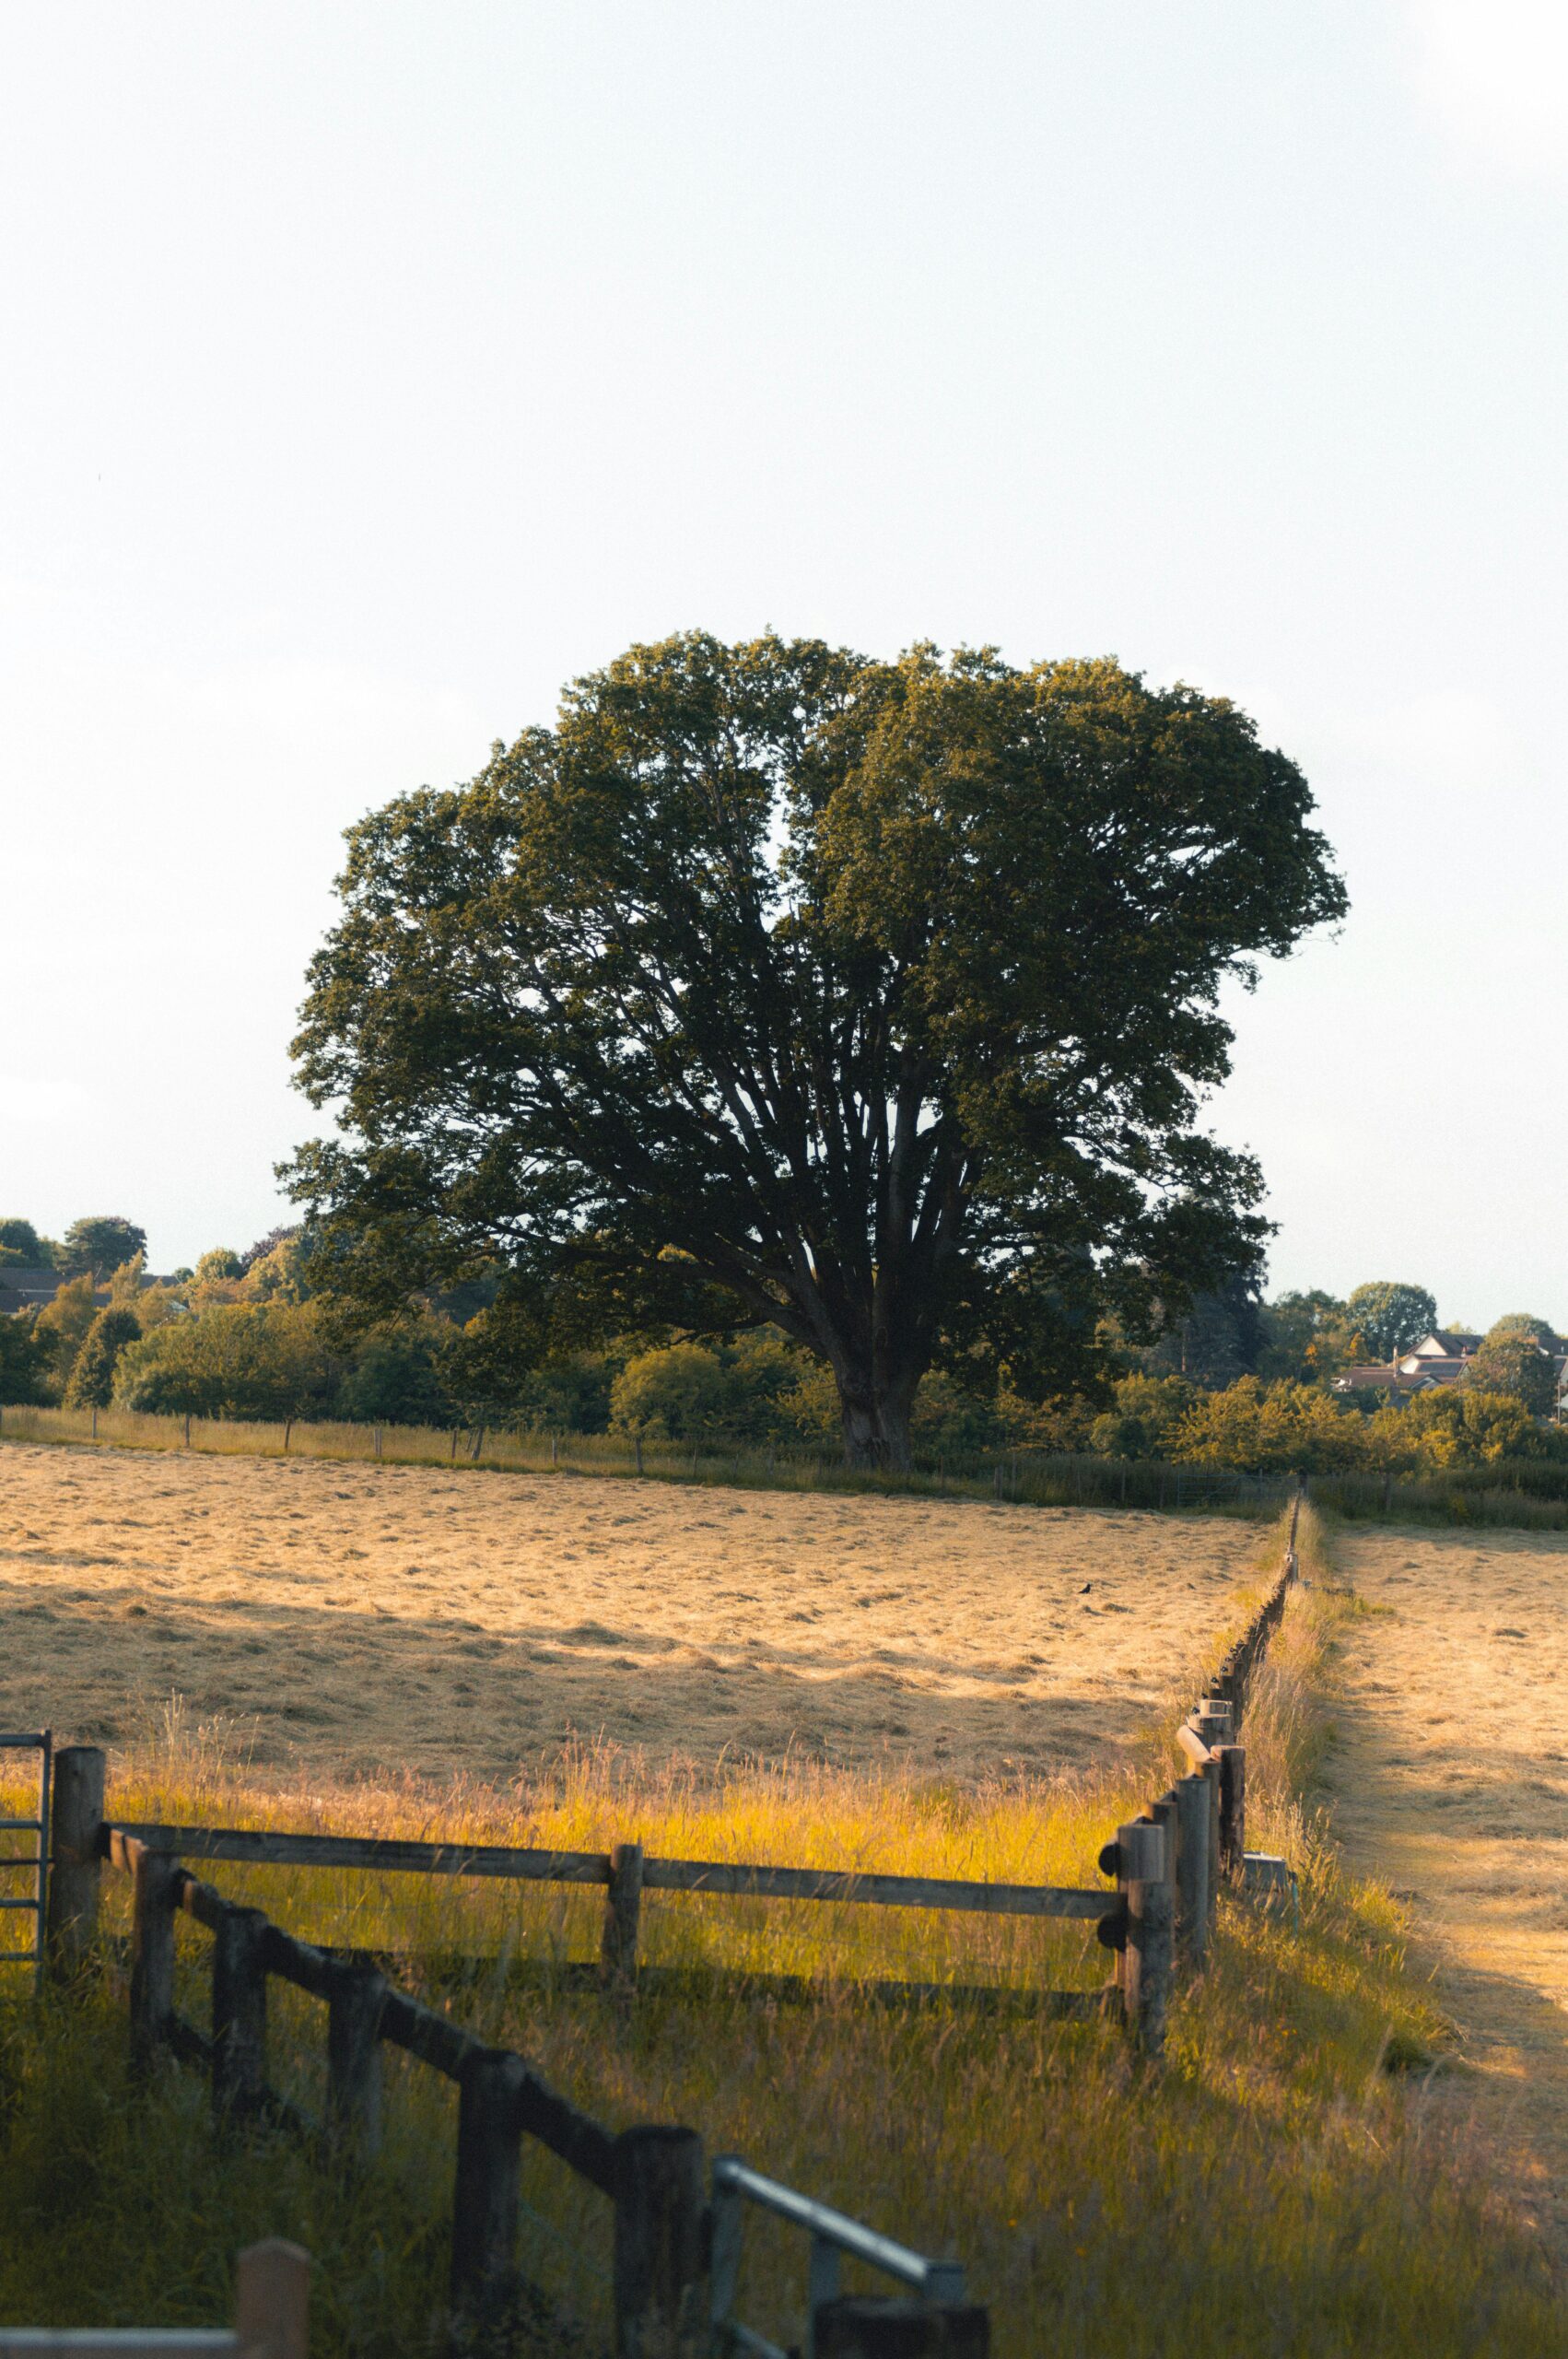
[{"left": 0, "top": 1508, "right": 1562, "bottom": 2352}]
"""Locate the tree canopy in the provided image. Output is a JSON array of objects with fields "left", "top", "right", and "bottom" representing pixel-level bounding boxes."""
[
  {"left": 61, "top": 1215, "right": 146, "bottom": 1277},
  {"left": 1343, "top": 1282, "right": 1437, "bottom": 1364},
  {"left": 287, "top": 633, "right": 1346, "bottom": 1466}
]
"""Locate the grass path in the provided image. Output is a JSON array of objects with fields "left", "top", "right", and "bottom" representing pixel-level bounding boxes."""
[{"left": 1323, "top": 1520, "right": 1568, "bottom": 2262}]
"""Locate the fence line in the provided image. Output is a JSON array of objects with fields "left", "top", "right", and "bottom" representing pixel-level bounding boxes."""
[{"left": 12, "top": 1496, "right": 1303, "bottom": 2353}]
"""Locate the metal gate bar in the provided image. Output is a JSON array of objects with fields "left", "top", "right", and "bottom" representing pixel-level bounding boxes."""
[{"left": 0, "top": 1732, "right": 52, "bottom": 1992}]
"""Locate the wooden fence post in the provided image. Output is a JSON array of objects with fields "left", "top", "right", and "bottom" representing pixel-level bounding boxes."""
[
  {"left": 612, "top": 2124, "right": 707, "bottom": 2358},
  {"left": 234, "top": 2237, "right": 310, "bottom": 2359},
  {"left": 1113, "top": 1819, "right": 1170, "bottom": 2059},
  {"left": 601, "top": 1840, "right": 644, "bottom": 1999},
  {"left": 1173, "top": 1774, "right": 1211, "bottom": 1969},
  {"left": 815, "top": 2300, "right": 990, "bottom": 2356},
  {"left": 46, "top": 1742, "right": 105, "bottom": 1976},
  {"left": 1216, "top": 1743, "right": 1246, "bottom": 1878},
  {"left": 450, "top": 2048, "right": 527, "bottom": 2343},
  {"left": 130, "top": 1844, "right": 180, "bottom": 2068},
  {"left": 1203, "top": 1757, "right": 1222, "bottom": 1933},
  {"left": 211, "top": 1903, "right": 270, "bottom": 2122},
  {"left": 327, "top": 1957, "right": 387, "bottom": 2159}
]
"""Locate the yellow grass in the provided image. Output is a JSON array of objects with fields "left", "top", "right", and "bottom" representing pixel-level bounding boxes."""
[{"left": 1, "top": 1485, "right": 1562, "bottom": 2353}]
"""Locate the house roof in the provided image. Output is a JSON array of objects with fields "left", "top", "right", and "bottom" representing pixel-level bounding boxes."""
[
  {"left": 0, "top": 1266, "right": 68, "bottom": 1310},
  {"left": 1408, "top": 1330, "right": 1482, "bottom": 1358}
]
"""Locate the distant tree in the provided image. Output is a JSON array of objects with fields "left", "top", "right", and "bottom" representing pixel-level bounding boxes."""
[
  {"left": 288, "top": 634, "right": 1345, "bottom": 1469},
  {"left": 0, "top": 1315, "right": 50, "bottom": 1404},
  {"left": 244, "top": 1234, "right": 313, "bottom": 1304},
  {"left": 113, "top": 1303, "right": 338, "bottom": 1420},
  {"left": 1257, "top": 1290, "right": 1352, "bottom": 1384},
  {"left": 1089, "top": 1373, "right": 1198, "bottom": 1459},
  {"left": 333, "top": 1320, "right": 457, "bottom": 1427},
  {"left": 64, "top": 1309, "right": 143, "bottom": 1408},
  {"left": 1342, "top": 1282, "right": 1437, "bottom": 1364},
  {"left": 0, "top": 1219, "right": 46, "bottom": 1266},
  {"left": 611, "top": 1344, "right": 733, "bottom": 1438},
  {"left": 61, "top": 1216, "right": 146, "bottom": 1278},
  {"left": 196, "top": 1249, "right": 245, "bottom": 1285},
  {"left": 1484, "top": 1312, "right": 1562, "bottom": 1351},
  {"left": 1465, "top": 1327, "right": 1558, "bottom": 1416},
  {"left": 240, "top": 1224, "right": 302, "bottom": 1272},
  {"left": 1172, "top": 1376, "right": 1364, "bottom": 1474},
  {"left": 1144, "top": 1268, "right": 1264, "bottom": 1388},
  {"left": 32, "top": 1273, "right": 99, "bottom": 1396}
]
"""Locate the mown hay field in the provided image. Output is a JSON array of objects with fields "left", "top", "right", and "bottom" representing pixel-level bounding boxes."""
[{"left": 0, "top": 1438, "right": 1262, "bottom": 1785}]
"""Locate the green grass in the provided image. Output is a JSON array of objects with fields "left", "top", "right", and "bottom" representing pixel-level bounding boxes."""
[{"left": 1, "top": 1508, "right": 1562, "bottom": 2353}]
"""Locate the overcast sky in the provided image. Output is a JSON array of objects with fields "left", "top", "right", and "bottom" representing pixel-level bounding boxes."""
[{"left": 2, "top": 2, "right": 1562, "bottom": 1322}]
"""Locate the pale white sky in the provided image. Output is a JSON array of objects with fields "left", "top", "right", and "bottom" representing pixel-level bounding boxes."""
[{"left": 2, "top": 2, "right": 1563, "bottom": 1323}]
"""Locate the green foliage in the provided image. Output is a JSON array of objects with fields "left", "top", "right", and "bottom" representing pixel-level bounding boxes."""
[
  {"left": 611, "top": 1343, "right": 733, "bottom": 1438},
  {"left": 60, "top": 1216, "right": 146, "bottom": 1278},
  {"left": 1257, "top": 1290, "right": 1353, "bottom": 1384},
  {"left": 1142, "top": 1272, "right": 1263, "bottom": 1387},
  {"left": 1342, "top": 1282, "right": 1437, "bottom": 1363},
  {"left": 0, "top": 1219, "right": 47, "bottom": 1266},
  {"left": 1172, "top": 1376, "right": 1368, "bottom": 1473},
  {"left": 333, "top": 1320, "right": 457, "bottom": 1427},
  {"left": 194, "top": 1248, "right": 244, "bottom": 1284},
  {"left": 1088, "top": 1373, "right": 1197, "bottom": 1459},
  {"left": 113, "top": 1304, "right": 339, "bottom": 1420},
  {"left": 1462, "top": 1333, "right": 1559, "bottom": 1416},
  {"left": 244, "top": 1233, "right": 313, "bottom": 1304},
  {"left": 31, "top": 1273, "right": 99, "bottom": 1396},
  {"left": 0, "top": 1315, "right": 50, "bottom": 1404},
  {"left": 287, "top": 632, "right": 1344, "bottom": 1469},
  {"left": 63, "top": 1309, "right": 143, "bottom": 1408}
]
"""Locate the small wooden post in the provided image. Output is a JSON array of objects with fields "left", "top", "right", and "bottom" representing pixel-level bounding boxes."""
[
  {"left": 130, "top": 1844, "right": 180, "bottom": 2067},
  {"left": 327, "top": 1957, "right": 387, "bottom": 2159},
  {"left": 283, "top": 1418, "right": 292, "bottom": 1453},
  {"left": 1216, "top": 1743, "right": 1246, "bottom": 1878},
  {"left": 472, "top": 1424, "right": 486, "bottom": 1461},
  {"left": 183, "top": 1411, "right": 192, "bottom": 1447},
  {"left": 612, "top": 2124, "right": 707, "bottom": 2358},
  {"left": 450, "top": 2048, "right": 526, "bottom": 2341},
  {"left": 234, "top": 2236, "right": 310, "bottom": 2359},
  {"left": 47, "top": 1742, "right": 105, "bottom": 1975},
  {"left": 636, "top": 1433, "right": 644, "bottom": 1475},
  {"left": 1204, "top": 1756, "right": 1222, "bottom": 1932},
  {"left": 601, "top": 1840, "right": 645, "bottom": 1998},
  {"left": 1114, "top": 1819, "right": 1170, "bottom": 2058},
  {"left": 211, "top": 1903, "right": 270, "bottom": 2121},
  {"left": 815, "top": 2299, "right": 990, "bottom": 2356},
  {"left": 1173, "top": 1773, "right": 1211, "bottom": 1968},
  {"left": 374, "top": 1424, "right": 382, "bottom": 1460}
]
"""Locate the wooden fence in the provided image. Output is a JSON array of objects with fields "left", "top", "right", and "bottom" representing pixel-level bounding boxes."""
[{"left": 18, "top": 1500, "right": 1302, "bottom": 2354}]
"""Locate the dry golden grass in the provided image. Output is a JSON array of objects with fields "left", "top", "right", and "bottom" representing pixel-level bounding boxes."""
[
  {"left": 1324, "top": 1520, "right": 1568, "bottom": 2261},
  {"left": 0, "top": 1438, "right": 1260, "bottom": 1785}
]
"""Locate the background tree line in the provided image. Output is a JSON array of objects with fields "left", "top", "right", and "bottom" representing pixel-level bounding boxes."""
[{"left": 2, "top": 1209, "right": 1562, "bottom": 1483}]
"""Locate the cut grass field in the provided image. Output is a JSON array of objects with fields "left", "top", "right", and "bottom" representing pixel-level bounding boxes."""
[
  {"left": 0, "top": 1438, "right": 1263, "bottom": 1781},
  {"left": 1, "top": 1483, "right": 1564, "bottom": 2353}
]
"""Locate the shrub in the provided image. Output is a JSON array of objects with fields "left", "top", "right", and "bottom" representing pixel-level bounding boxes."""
[
  {"left": 31, "top": 1274, "right": 99, "bottom": 1398},
  {"left": 334, "top": 1320, "right": 457, "bottom": 1426},
  {"left": 113, "top": 1303, "right": 339, "bottom": 1420},
  {"left": 0, "top": 1316, "right": 50, "bottom": 1405},
  {"left": 610, "top": 1343, "right": 731, "bottom": 1438},
  {"left": 64, "top": 1309, "right": 143, "bottom": 1408}
]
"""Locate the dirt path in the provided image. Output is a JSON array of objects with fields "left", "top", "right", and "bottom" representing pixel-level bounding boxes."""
[{"left": 1325, "top": 1521, "right": 1568, "bottom": 2256}]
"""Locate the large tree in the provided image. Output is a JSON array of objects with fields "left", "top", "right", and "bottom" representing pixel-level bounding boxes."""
[
  {"left": 61, "top": 1215, "right": 146, "bottom": 1278},
  {"left": 287, "top": 635, "right": 1345, "bottom": 1467},
  {"left": 1343, "top": 1280, "right": 1437, "bottom": 1363}
]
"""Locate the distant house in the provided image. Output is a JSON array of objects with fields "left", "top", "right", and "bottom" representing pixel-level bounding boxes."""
[
  {"left": 1335, "top": 1327, "right": 1568, "bottom": 1407},
  {"left": 0, "top": 1266, "right": 73, "bottom": 1315}
]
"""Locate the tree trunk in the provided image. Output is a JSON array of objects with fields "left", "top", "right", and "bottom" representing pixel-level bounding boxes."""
[{"left": 837, "top": 1368, "right": 919, "bottom": 1473}]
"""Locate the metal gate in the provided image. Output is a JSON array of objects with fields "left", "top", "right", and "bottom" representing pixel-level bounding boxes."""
[{"left": 0, "top": 1731, "right": 51, "bottom": 1992}]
